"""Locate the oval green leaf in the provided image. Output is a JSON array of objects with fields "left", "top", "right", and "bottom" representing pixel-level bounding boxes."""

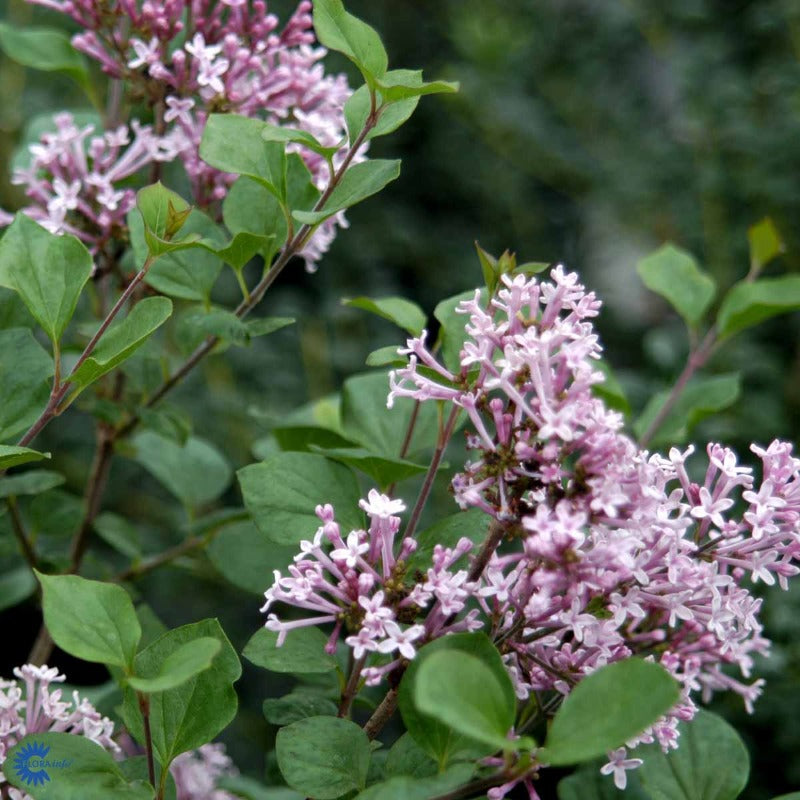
[
  {"left": 542, "top": 659, "right": 680, "bottom": 766},
  {"left": 276, "top": 716, "right": 371, "bottom": 799}
]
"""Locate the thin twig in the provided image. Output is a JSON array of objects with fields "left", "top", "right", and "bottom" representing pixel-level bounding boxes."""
[
  {"left": 338, "top": 655, "right": 367, "bottom": 718},
  {"left": 114, "top": 535, "right": 206, "bottom": 582},
  {"left": 68, "top": 428, "right": 114, "bottom": 573},
  {"left": 363, "top": 687, "right": 399, "bottom": 740},
  {"left": 638, "top": 326, "right": 717, "bottom": 448},
  {"left": 386, "top": 400, "right": 421, "bottom": 496},
  {"left": 402, "top": 405, "right": 461, "bottom": 542},
  {"left": 7, "top": 497, "right": 38, "bottom": 571},
  {"left": 16, "top": 258, "right": 153, "bottom": 449},
  {"left": 138, "top": 693, "right": 156, "bottom": 789}
]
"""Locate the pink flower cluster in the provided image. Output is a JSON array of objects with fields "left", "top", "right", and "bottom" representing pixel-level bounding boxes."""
[
  {"left": 3, "top": 113, "right": 179, "bottom": 253},
  {"left": 25, "top": 0, "right": 358, "bottom": 268},
  {"left": 389, "top": 267, "right": 800, "bottom": 792},
  {"left": 0, "top": 664, "right": 117, "bottom": 800},
  {"left": 262, "top": 489, "right": 482, "bottom": 686},
  {"left": 262, "top": 267, "right": 800, "bottom": 796}
]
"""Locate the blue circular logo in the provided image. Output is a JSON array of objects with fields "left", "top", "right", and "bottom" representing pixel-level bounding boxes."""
[{"left": 13, "top": 740, "right": 52, "bottom": 787}]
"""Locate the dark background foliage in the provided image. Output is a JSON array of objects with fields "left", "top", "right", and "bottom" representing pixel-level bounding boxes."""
[{"left": 1, "top": 1, "right": 799, "bottom": 797}]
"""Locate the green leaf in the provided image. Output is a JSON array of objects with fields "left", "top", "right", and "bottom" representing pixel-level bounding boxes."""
[
  {"left": 0, "top": 566, "right": 37, "bottom": 612},
  {"left": 37, "top": 572, "right": 141, "bottom": 669},
  {"left": 636, "top": 244, "right": 716, "bottom": 327},
  {"left": 385, "top": 733, "right": 438, "bottom": 778},
  {"left": 0, "top": 214, "right": 93, "bottom": 343},
  {"left": 175, "top": 308, "right": 250, "bottom": 351},
  {"left": 175, "top": 309, "right": 294, "bottom": 352},
  {"left": 118, "top": 758, "right": 177, "bottom": 800},
  {"left": 399, "top": 632, "right": 515, "bottom": 767},
  {"left": 68, "top": 297, "right": 172, "bottom": 394},
  {"left": 5, "top": 732, "right": 153, "bottom": 800},
  {"left": 344, "top": 296, "right": 426, "bottom": 336},
  {"left": 0, "top": 446, "right": 49, "bottom": 470},
  {"left": 557, "top": 760, "right": 649, "bottom": 800},
  {"left": 131, "top": 432, "right": 232, "bottom": 510},
  {"left": 355, "top": 765, "right": 474, "bottom": 800},
  {"left": 312, "top": 0, "right": 388, "bottom": 83},
  {"left": 222, "top": 153, "right": 319, "bottom": 261},
  {"left": 207, "top": 520, "right": 296, "bottom": 595},
  {"left": 135, "top": 183, "right": 192, "bottom": 254},
  {"left": 309, "top": 446, "right": 427, "bottom": 489},
  {"left": 268, "top": 424, "right": 352, "bottom": 454},
  {"left": 747, "top": 217, "right": 784, "bottom": 273},
  {"left": 200, "top": 115, "right": 287, "bottom": 200},
  {"left": 476, "top": 242, "right": 500, "bottom": 295},
  {"left": 637, "top": 709, "right": 749, "bottom": 800},
  {"left": 0, "top": 328, "right": 53, "bottom": 442},
  {"left": 414, "top": 650, "right": 523, "bottom": 752},
  {"left": 293, "top": 159, "right": 401, "bottom": 225},
  {"left": 263, "top": 692, "right": 339, "bottom": 726},
  {"left": 0, "top": 286, "right": 36, "bottom": 328},
  {"left": 93, "top": 512, "right": 141, "bottom": 559},
  {"left": 341, "top": 371, "right": 439, "bottom": 459},
  {"left": 28, "top": 489, "right": 82, "bottom": 539},
  {"left": 260, "top": 123, "right": 340, "bottom": 159},
  {"left": 138, "top": 406, "right": 192, "bottom": 446},
  {"left": 0, "top": 470, "right": 63, "bottom": 499},
  {"left": 128, "top": 636, "right": 221, "bottom": 693},
  {"left": 219, "top": 777, "right": 302, "bottom": 800},
  {"left": 215, "top": 231, "right": 273, "bottom": 271},
  {"left": 243, "top": 626, "right": 337, "bottom": 674},
  {"left": 633, "top": 373, "right": 741, "bottom": 448},
  {"left": 374, "top": 71, "right": 459, "bottom": 103},
  {"left": 542, "top": 659, "right": 680, "bottom": 766},
  {"left": 716, "top": 275, "right": 800, "bottom": 340},
  {"left": 222, "top": 177, "right": 285, "bottom": 264},
  {"left": 0, "top": 23, "right": 90, "bottom": 90},
  {"left": 434, "top": 289, "right": 488, "bottom": 374},
  {"left": 408, "top": 509, "right": 490, "bottom": 572},
  {"left": 276, "top": 716, "right": 371, "bottom": 799},
  {"left": 238, "top": 452, "right": 362, "bottom": 545},
  {"left": 247, "top": 316, "right": 296, "bottom": 338},
  {"left": 365, "top": 346, "right": 404, "bottom": 367},
  {"left": 345, "top": 82, "right": 419, "bottom": 143},
  {"left": 123, "top": 619, "right": 241, "bottom": 766},
  {"left": 131, "top": 210, "right": 226, "bottom": 303}
]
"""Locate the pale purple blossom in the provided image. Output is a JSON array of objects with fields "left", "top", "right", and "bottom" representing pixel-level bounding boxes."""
[
  {"left": 601, "top": 748, "right": 643, "bottom": 790},
  {"left": 2, "top": 113, "right": 179, "bottom": 253},
  {"left": 0, "top": 664, "right": 117, "bottom": 800},
  {"left": 23, "top": 0, "right": 363, "bottom": 269},
  {"left": 262, "top": 493, "right": 476, "bottom": 663},
  {"left": 384, "top": 267, "right": 800, "bottom": 785}
]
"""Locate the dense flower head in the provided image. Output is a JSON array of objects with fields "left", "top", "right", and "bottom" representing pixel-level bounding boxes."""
[
  {"left": 262, "top": 267, "right": 800, "bottom": 796},
  {"left": 0, "top": 664, "right": 117, "bottom": 800},
  {"left": 388, "top": 267, "right": 800, "bottom": 791},
  {"left": 4, "top": 113, "right": 179, "bottom": 253},
  {"left": 261, "top": 489, "right": 482, "bottom": 685},
  {"left": 23, "top": 0, "right": 360, "bottom": 268}
]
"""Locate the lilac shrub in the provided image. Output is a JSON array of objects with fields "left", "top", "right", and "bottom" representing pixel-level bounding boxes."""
[{"left": 0, "top": 1, "right": 796, "bottom": 799}]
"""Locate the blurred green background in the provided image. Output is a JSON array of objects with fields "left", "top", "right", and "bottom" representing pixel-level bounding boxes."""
[{"left": 1, "top": 1, "right": 800, "bottom": 797}]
